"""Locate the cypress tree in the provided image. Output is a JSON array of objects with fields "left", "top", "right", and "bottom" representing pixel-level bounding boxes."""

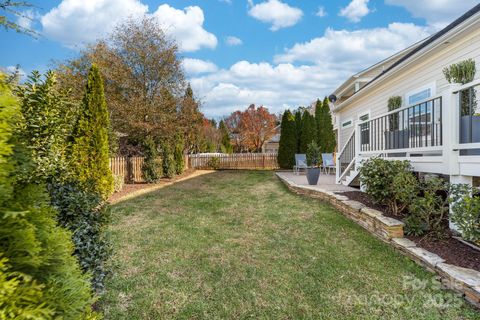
[
  {"left": 174, "top": 134, "right": 185, "bottom": 175},
  {"left": 161, "top": 143, "right": 176, "bottom": 179},
  {"left": 299, "top": 111, "right": 317, "bottom": 153},
  {"left": 142, "top": 136, "right": 162, "bottom": 182},
  {"left": 219, "top": 120, "right": 233, "bottom": 153},
  {"left": 71, "top": 64, "right": 114, "bottom": 199},
  {"left": 294, "top": 110, "right": 303, "bottom": 153},
  {"left": 277, "top": 110, "right": 296, "bottom": 169},
  {"left": 317, "top": 97, "right": 336, "bottom": 153}
]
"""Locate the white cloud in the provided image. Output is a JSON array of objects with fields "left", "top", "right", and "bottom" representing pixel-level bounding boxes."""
[
  {"left": 41, "top": 0, "right": 147, "bottom": 48},
  {"left": 339, "top": 0, "right": 371, "bottom": 23},
  {"left": 40, "top": 0, "right": 217, "bottom": 52},
  {"left": 191, "top": 23, "right": 433, "bottom": 117},
  {"left": 225, "top": 36, "right": 243, "bottom": 46},
  {"left": 248, "top": 0, "right": 303, "bottom": 31},
  {"left": 274, "top": 22, "right": 430, "bottom": 66},
  {"left": 183, "top": 58, "right": 218, "bottom": 75},
  {"left": 385, "top": 0, "right": 479, "bottom": 28},
  {"left": 152, "top": 5, "right": 217, "bottom": 52},
  {"left": 316, "top": 6, "right": 327, "bottom": 18},
  {"left": 191, "top": 61, "right": 348, "bottom": 116}
]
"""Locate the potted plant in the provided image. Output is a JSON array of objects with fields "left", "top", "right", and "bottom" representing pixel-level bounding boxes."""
[
  {"left": 444, "top": 59, "right": 479, "bottom": 154},
  {"left": 306, "top": 140, "right": 321, "bottom": 185},
  {"left": 385, "top": 96, "right": 408, "bottom": 150}
]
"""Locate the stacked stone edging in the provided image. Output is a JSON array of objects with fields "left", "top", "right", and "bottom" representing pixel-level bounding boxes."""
[{"left": 276, "top": 172, "right": 480, "bottom": 308}]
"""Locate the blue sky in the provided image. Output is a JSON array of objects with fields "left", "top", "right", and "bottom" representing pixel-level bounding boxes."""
[{"left": 1, "top": 0, "right": 479, "bottom": 117}]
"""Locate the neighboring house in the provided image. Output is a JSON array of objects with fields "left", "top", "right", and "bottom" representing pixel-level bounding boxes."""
[
  {"left": 262, "top": 125, "right": 281, "bottom": 153},
  {"left": 331, "top": 4, "right": 480, "bottom": 193}
]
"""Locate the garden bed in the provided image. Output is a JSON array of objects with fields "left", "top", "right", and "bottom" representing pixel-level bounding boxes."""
[{"left": 341, "top": 190, "right": 480, "bottom": 272}]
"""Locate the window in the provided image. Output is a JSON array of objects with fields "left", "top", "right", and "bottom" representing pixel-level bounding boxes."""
[
  {"left": 406, "top": 83, "right": 435, "bottom": 106},
  {"left": 341, "top": 118, "right": 353, "bottom": 129},
  {"left": 358, "top": 111, "right": 370, "bottom": 122},
  {"left": 358, "top": 111, "right": 370, "bottom": 145}
]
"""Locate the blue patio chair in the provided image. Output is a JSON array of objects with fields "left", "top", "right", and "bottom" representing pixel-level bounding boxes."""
[
  {"left": 321, "top": 153, "right": 336, "bottom": 175},
  {"left": 294, "top": 154, "right": 307, "bottom": 175}
]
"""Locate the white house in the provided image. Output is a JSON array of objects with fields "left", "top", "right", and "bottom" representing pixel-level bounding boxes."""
[{"left": 331, "top": 4, "right": 480, "bottom": 192}]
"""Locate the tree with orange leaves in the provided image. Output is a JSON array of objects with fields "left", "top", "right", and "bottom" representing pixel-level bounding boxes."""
[{"left": 226, "top": 104, "right": 277, "bottom": 153}]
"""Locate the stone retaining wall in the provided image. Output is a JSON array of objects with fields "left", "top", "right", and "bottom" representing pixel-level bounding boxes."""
[{"left": 276, "top": 172, "right": 480, "bottom": 309}]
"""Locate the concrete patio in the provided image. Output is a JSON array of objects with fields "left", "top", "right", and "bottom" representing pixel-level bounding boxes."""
[{"left": 276, "top": 171, "right": 357, "bottom": 193}]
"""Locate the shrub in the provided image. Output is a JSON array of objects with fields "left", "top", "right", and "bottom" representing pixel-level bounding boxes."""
[
  {"left": 71, "top": 64, "right": 114, "bottom": 199},
  {"left": 405, "top": 177, "right": 449, "bottom": 238},
  {"left": 174, "top": 135, "right": 185, "bottom": 175},
  {"left": 359, "top": 157, "right": 414, "bottom": 215},
  {"left": 207, "top": 156, "right": 220, "bottom": 170},
  {"left": 1, "top": 73, "right": 96, "bottom": 318},
  {"left": 299, "top": 112, "right": 317, "bottom": 154},
  {"left": 48, "top": 182, "right": 111, "bottom": 293},
  {"left": 316, "top": 97, "right": 336, "bottom": 153},
  {"left": 0, "top": 256, "right": 54, "bottom": 319},
  {"left": 306, "top": 140, "right": 321, "bottom": 167},
  {"left": 162, "top": 144, "right": 176, "bottom": 178},
  {"left": 142, "top": 137, "right": 162, "bottom": 183},
  {"left": 278, "top": 110, "right": 296, "bottom": 169},
  {"left": 450, "top": 184, "right": 480, "bottom": 244},
  {"left": 113, "top": 174, "right": 124, "bottom": 193},
  {"left": 443, "top": 58, "right": 476, "bottom": 84}
]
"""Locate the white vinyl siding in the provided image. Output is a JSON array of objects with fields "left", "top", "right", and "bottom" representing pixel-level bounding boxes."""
[{"left": 336, "top": 25, "right": 480, "bottom": 151}]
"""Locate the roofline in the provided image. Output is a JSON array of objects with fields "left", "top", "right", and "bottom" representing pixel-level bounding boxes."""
[
  {"left": 332, "top": 37, "right": 429, "bottom": 96},
  {"left": 332, "top": 3, "right": 480, "bottom": 113}
]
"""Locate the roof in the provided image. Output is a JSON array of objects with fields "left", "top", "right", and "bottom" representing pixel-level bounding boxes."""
[
  {"left": 366, "top": 3, "right": 480, "bottom": 90},
  {"left": 332, "top": 39, "right": 427, "bottom": 96},
  {"left": 332, "top": 3, "right": 480, "bottom": 111}
]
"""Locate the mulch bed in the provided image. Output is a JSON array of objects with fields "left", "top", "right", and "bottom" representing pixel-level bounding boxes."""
[
  {"left": 340, "top": 190, "right": 480, "bottom": 272},
  {"left": 108, "top": 168, "right": 196, "bottom": 203}
]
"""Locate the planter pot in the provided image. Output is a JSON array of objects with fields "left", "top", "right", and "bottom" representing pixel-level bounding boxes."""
[
  {"left": 306, "top": 167, "right": 320, "bottom": 185},
  {"left": 460, "top": 115, "right": 480, "bottom": 155},
  {"left": 384, "top": 129, "right": 409, "bottom": 150}
]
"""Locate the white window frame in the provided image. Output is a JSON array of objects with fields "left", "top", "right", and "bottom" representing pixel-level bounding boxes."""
[
  {"left": 358, "top": 110, "right": 371, "bottom": 123},
  {"left": 341, "top": 118, "right": 353, "bottom": 129},
  {"left": 405, "top": 82, "right": 436, "bottom": 106}
]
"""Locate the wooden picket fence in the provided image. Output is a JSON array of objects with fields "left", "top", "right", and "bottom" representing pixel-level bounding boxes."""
[
  {"left": 110, "top": 156, "right": 145, "bottom": 183},
  {"left": 187, "top": 153, "right": 279, "bottom": 170},
  {"left": 110, "top": 153, "right": 278, "bottom": 183}
]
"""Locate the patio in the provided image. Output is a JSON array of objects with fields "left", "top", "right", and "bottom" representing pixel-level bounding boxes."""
[{"left": 276, "top": 171, "right": 357, "bottom": 193}]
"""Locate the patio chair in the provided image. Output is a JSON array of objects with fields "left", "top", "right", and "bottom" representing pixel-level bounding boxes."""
[
  {"left": 321, "top": 153, "right": 336, "bottom": 175},
  {"left": 294, "top": 154, "right": 307, "bottom": 175}
]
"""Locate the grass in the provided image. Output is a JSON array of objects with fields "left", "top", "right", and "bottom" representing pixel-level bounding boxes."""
[{"left": 101, "top": 171, "right": 480, "bottom": 319}]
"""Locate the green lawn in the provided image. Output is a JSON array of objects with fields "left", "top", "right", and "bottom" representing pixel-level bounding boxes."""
[{"left": 101, "top": 171, "right": 479, "bottom": 319}]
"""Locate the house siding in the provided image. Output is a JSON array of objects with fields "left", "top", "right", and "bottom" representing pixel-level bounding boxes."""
[{"left": 336, "top": 25, "right": 480, "bottom": 150}]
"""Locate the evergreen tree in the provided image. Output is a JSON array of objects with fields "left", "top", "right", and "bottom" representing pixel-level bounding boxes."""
[
  {"left": 299, "top": 111, "right": 317, "bottom": 153},
  {"left": 174, "top": 134, "right": 185, "bottom": 175},
  {"left": 294, "top": 110, "right": 303, "bottom": 153},
  {"left": 0, "top": 74, "right": 96, "bottom": 318},
  {"left": 314, "top": 99, "right": 323, "bottom": 147},
  {"left": 277, "top": 110, "right": 296, "bottom": 169},
  {"left": 161, "top": 143, "right": 176, "bottom": 178},
  {"left": 316, "top": 97, "right": 336, "bottom": 153},
  {"left": 219, "top": 120, "right": 233, "bottom": 153},
  {"left": 71, "top": 64, "right": 114, "bottom": 199},
  {"left": 142, "top": 136, "right": 162, "bottom": 183}
]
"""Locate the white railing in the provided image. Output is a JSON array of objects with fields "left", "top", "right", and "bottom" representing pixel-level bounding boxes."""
[{"left": 336, "top": 130, "right": 356, "bottom": 183}]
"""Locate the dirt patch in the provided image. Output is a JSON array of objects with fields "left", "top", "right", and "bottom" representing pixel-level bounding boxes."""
[
  {"left": 340, "top": 190, "right": 480, "bottom": 272},
  {"left": 108, "top": 169, "right": 213, "bottom": 204}
]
